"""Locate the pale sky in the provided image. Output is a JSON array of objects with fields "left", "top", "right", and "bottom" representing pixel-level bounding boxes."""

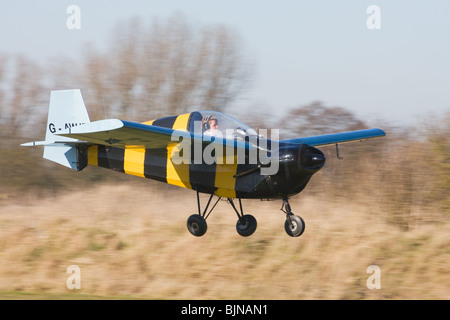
[{"left": 2, "top": 0, "right": 450, "bottom": 126}]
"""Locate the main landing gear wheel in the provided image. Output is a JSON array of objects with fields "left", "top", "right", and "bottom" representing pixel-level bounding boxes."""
[
  {"left": 284, "top": 214, "right": 305, "bottom": 237},
  {"left": 228, "top": 198, "right": 258, "bottom": 237},
  {"left": 187, "top": 214, "right": 208, "bottom": 237},
  {"left": 236, "top": 214, "right": 257, "bottom": 237}
]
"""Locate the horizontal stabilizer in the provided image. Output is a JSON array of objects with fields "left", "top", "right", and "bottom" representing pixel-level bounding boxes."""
[{"left": 21, "top": 140, "right": 88, "bottom": 147}]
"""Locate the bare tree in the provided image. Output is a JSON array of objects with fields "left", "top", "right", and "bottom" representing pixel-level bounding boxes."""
[
  {"left": 81, "top": 15, "right": 252, "bottom": 121},
  {"left": 277, "top": 101, "right": 367, "bottom": 139},
  {"left": 0, "top": 53, "right": 8, "bottom": 126},
  {"left": 80, "top": 47, "right": 114, "bottom": 121},
  {"left": 2, "top": 55, "right": 47, "bottom": 134}
]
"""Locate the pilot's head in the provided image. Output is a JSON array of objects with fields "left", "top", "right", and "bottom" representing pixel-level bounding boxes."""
[{"left": 202, "top": 116, "right": 219, "bottom": 131}]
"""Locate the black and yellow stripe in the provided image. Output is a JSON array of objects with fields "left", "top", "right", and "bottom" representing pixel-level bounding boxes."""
[
  {"left": 214, "top": 153, "right": 237, "bottom": 198},
  {"left": 124, "top": 146, "right": 146, "bottom": 178},
  {"left": 166, "top": 113, "right": 191, "bottom": 189},
  {"left": 86, "top": 112, "right": 240, "bottom": 198}
]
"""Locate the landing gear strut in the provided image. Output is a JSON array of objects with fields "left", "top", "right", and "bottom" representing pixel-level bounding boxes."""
[{"left": 281, "top": 198, "right": 305, "bottom": 237}]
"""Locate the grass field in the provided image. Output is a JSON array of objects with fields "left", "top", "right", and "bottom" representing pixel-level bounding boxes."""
[{"left": 0, "top": 183, "right": 449, "bottom": 300}]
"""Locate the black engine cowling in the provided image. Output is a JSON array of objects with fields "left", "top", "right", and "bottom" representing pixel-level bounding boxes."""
[{"left": 250, "top": 143, "right": 325, "bottom": 199}]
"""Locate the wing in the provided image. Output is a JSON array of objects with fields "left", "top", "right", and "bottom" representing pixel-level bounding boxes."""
[
  {"left": 55, "top": 120, "right": 385, "bottom": 148},
  {"left": 55, "top": 119, "right": 178, "bottom": 148},
  {"left": 281, "top": 128, "right": 386, "bottom": 146},
  {"left": 54, "top": 119, "right": 253, "bottom": 150}
]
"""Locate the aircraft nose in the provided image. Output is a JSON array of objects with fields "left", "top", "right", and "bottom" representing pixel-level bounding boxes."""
[
  {"left": 300, "top": 145, "right": 326, "bottom": 170},
  {"left": 310, "top": 154, "right": 326, "bottom": 166}
]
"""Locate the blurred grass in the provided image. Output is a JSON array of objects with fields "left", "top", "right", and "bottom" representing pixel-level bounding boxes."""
[
  {"left": 0, "top": 291, "right": 143, "bottom": 300},
  {"left": 0, "top": 184, "right": 448, "bottom": 299}
]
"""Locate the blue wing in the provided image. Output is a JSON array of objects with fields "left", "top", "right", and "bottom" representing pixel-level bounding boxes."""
[
  {"left": 281, "top": 128, "right": 386, "bottom": 146},
  {"left": 52, "top": 119, "right": 385, "bottom": 149},
  {"left": 52, "top": 119, "right": 253, "bottom": 151}
]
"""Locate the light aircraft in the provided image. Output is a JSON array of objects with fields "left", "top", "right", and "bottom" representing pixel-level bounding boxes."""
[{"left": 22, "top": 90, "right": 386, "bottom": 237}]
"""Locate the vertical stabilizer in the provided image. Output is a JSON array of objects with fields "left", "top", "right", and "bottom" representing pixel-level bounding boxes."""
[
  {"left": 42, "top": 89, "right": 90, "bottom": 170},
  {"left": 45, "top": 89, "right": 90, "bottom": 142}
]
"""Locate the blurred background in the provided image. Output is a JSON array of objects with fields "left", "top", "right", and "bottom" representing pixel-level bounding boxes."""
[{"left": 0, "top": 1, "right": 449, "bottom": 299}]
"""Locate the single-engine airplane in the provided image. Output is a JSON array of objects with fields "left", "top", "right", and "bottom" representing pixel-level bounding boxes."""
[{"left": 22, "top": 90, "right": 386, "bottom": 237}]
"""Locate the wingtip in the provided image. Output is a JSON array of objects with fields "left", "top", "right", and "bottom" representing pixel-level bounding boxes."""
[{"left": 375, "top": 128, "right": 387, "bottom": 136}]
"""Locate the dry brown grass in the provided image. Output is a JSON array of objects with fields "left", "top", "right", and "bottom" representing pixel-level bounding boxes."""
[{"left": 0, "top": 183, "right": 449, "bottom": 299}]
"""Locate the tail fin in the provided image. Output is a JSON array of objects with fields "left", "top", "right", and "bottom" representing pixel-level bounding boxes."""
[
  {"left": 22, "top": 89, "right": 91, "bottom": 170},
  {"left": 45, "top": 89, "right": 90, "bottom": 142},
  {"left": 43, "top": 89, "right": 90, "bottom": 170}
]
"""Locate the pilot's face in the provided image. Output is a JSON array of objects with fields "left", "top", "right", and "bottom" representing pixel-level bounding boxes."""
[{"left": 209, "top": 119, "right": 219, "bottom": 130}]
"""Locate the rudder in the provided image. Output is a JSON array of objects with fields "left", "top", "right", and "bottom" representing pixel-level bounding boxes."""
[
  {"left": 45, "top": 89, "right": 90, "bottom": 142},
  {"left": 43, "top": 89, "right": 90, "bottom": 170}
]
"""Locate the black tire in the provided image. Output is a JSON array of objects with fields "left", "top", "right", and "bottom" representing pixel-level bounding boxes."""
[
  {"left": 187, "top": 214, "right": 208, "bottom": 237},
  {"left": 284, "top": 215, "right": 305, "bottom": 237},
  {"left": 236, "top": 214, "right": 257, "bottom": 237}
]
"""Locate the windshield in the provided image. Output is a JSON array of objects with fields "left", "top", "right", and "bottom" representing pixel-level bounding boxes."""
[{"left": 188, "top": 111, "right": 258, "bottom": 139}]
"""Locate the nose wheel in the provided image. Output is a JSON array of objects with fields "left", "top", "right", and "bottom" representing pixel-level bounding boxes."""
[
  {"left": 282, "top": 198, "right": 306, "bottom": 237},
  {"left": 284, "top": 214, "right": 305, "bottom": 237}
]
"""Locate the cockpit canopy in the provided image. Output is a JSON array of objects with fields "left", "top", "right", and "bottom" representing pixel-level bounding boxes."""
[{"left": 188, "top": 111, "right": 258, "bottom": 139}]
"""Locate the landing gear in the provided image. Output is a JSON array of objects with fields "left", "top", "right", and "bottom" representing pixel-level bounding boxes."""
[
  {"left": 229, "top": 198, "right": 257, "bottom": 237},
  {"left": 281, "top": 198, "right": 306, "bottom": 237},
  {"left": 186, "top": 190, "right": 305, "bottom": 238},
  {"left": 186, "top": 189, "right": 221, "bottom": 237},
  {"left": 186, "top": 188, "right": 257, "bottom": 237}
]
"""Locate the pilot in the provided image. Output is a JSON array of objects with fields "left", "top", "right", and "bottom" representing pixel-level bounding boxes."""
[{"left": 202, "top": 116, "right": 222, "bottom": 137}]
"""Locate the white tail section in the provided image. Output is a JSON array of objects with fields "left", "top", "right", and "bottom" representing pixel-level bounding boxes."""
[
  {"left": 42, "top": 89, "right": 90, "bottom": 170},
  {"left": 45, "top": 89, "right": 90, "bottom": 142}
]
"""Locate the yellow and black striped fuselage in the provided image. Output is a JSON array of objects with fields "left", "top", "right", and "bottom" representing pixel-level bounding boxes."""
[
  {"left": 85, "top": 113, "right": 251, "bottom": 198},
  {"left": 85, "top": 112, "right": 323, "bottom": 199}
]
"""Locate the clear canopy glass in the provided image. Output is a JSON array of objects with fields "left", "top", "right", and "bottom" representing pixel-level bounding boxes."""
[{"left": 192, "top": 111, "right": 258, "bottom": 139}]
